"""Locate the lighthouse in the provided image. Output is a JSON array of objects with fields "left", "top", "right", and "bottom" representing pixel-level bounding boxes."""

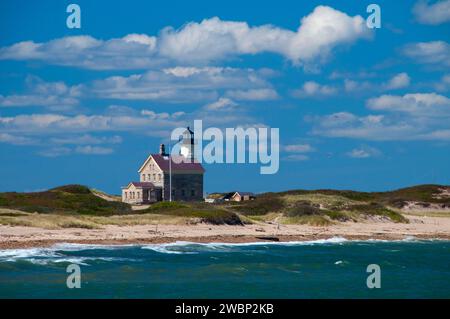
[{"left": 179, "top": 126, "right": 195, "bottom": 162}]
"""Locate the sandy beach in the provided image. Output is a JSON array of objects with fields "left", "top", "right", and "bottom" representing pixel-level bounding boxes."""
[{"left": 1, "top": 214, "right": 449, "bottom": 249}]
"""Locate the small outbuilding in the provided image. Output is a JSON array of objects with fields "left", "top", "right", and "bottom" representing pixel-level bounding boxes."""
[{"left": 223, "top": 191, "right": 256, "bottom": 202}]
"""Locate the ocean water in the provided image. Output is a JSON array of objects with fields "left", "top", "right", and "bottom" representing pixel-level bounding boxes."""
[{"left": 0, "top": 238, "right": 449, "bottom": 298}]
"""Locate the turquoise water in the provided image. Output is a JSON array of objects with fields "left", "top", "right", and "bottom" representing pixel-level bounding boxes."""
[{"left": 0, "top": 238, "right": 449, "bottom": 298}]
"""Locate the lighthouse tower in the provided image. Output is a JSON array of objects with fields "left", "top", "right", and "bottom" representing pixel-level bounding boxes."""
[{"left": 179, "top": 126, "right": 195, "bottom": 162}]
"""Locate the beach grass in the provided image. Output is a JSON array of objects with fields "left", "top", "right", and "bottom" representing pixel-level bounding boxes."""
[{"left": 1, "top": 184, "right": 449, "bottom": 228}]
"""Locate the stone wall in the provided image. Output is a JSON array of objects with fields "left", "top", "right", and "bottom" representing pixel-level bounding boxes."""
[{"left": 163, "top": 173, "right": 203, "bottom": 201}]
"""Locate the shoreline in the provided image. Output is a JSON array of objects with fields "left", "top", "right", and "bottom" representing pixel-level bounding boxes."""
[
  {"left": 1, "top": 214, "right": 450, "bottom": 249},
  {"left": 1, "top": 233, "right": 450, "bottom": 250}
]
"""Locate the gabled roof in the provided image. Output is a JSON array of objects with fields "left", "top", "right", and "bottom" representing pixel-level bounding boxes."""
[
  {"left": 122, "top": 181, "right": 155, "bottom": 189},
  {"left": 223, "top": 191, "right": 255, "bottom": 199},
  {"left": 235, "top": 192, "right": 255, "bottom": 197},
  {"left": 138, "top": 154, "right": 205, "bottom": 174}
]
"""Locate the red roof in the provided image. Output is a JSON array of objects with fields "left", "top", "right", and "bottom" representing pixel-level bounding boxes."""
[
  {"left": 130, "top": 182, "right": 155, "bottom": 188},
  {"left": 151, "top": 154, "right": 205, "bottom": 173}
]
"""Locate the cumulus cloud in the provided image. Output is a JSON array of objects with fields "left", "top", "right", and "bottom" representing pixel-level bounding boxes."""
[
  {"left": 310, "top": 92, "right": 450, "bottom": 141},
  {"left": 366, "top": 93, "right": 450, "bottom": 116},
  {"left": 204, "top": 98, "right": 237, "bottom": 111},
  {"left": 225, "top": 88, "right": 279, "bottom": 101},
  {"left": 49, "top": 134, "right": 122, "bottom": 145},
  {"left": 0, "top": 76, "right": 81, "bottom": 110},
  {"left": 346, "top": 146, "right": 381, "bottom": 158},
  {"left": 292, "top": 81, "right": 337, "bottom": 98},
  {"left": 0, "top": 6, "right": 371, "bottom": 70},
  {"left": 433, "top": 74, "right": 450, "bottom": 92},
  {"left": 0, "top": 111, "right": 186, "bottom": 134},
  {"left": 383, "top": 73, "right": 411, "bottom": 90},
  {"left": 0, "top": 133, "right": 38, "bottom": 145},
  {"left": 90, "top": 67, "right": 274, "bottom": 103},
  {"left": 413, "top": 0, "right": 450, "bottom": 25},
  {"left": 402, "top": 41, "right": 450, "bottom": 67},
  {"left": 38, "top": 145, "right": 114, "bottom": 157},
  {"left": 75, "top": 145, "right": 114, "bottom": 155},
  {"left": 159, "top": 6, "right": 370, "bottom": 68},
  {"left": 310, "top": 111, "right": 420, "bottom": 140},
  {"left": 0, "top": 35, "right": 160, "bottom": 70},
  {"left": 344, "top": 72, "right": 410, "bottom": 93}
]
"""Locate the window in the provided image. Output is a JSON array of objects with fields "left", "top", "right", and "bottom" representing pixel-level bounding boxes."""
[
  {"left": 181, "top": 189, "right": 186, "bottom": 196},
  {"left": 153, "top": 174, "right": 156, "bottom": 181},
  {"left": 125, "top": 192, "right": 128, "bottom": 199},
  {"left": 142, "top": 174, "right": 146, "bottom": 181},
  {"left": 191, "top": 189, "right": 195, "bottom": 197},
  {"left": 158, "top": 174, "right": 161, "bottom": 181},
  {"left": 147, "top": 174, "right": 151, "bottom": 181},
  {"left": 137, "top": 192, "right": 140, "bottom": 199}
]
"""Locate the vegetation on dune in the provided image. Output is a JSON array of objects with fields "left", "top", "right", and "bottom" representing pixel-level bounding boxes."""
[
  {"left": 1, "top": 183, "right": 448, "bottom": 228},
  {"left": 142, "top": 201, "right": 243, "bottom": 225},
  {"left": 0, "top": 185, "right": 131, "bottom": 215},
  {"left": 280, "top": 184, "right": 450, "bottom": 207},
  {"left": 228, "top": 190, "right": 410, "bottom": 224},
  {"left": 228, "top": 193, "right": 284, "bottom": 215}
]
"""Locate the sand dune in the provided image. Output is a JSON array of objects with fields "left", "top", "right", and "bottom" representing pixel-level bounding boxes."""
[{"left": 1, "top": 214, "right": 449, "bottom": 249}]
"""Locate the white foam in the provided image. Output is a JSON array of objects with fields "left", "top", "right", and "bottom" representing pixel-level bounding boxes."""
[
  {"left": 52, "top": 242, "right": 137, "bottom": 251},
  {"left": 140, "top": 237, "right": 349, "bottom": 254},
  {"left": 0, "top": 245, "right": 136, "bottom": 265}
]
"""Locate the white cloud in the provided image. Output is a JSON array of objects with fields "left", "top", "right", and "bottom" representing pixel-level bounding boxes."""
[
  {"left": 38, "top": 145, "right": 114, "bottom": 157},
  {"left": 225, "top": 88, "right": 279, "bottom": 101},
  {"left": 0, "top": 133, "right": 38, "bottom": 145},
  {"left": 310, "top": 92, "right": 450, "bottom": 141},
  {"left": 346, "top": 146, "right": 381, "bottom": 158},
  {"left": 343, "top": 79, "right": 375, "bottom": 93},
  {"left": 434, "top": 74, "right": 450, "bottom": 91},
  {"left": 310, "top": 111, "right": 420, "bottom": 141},
  {"left": 0, "top": 112, "right": 185, "bottom": 134},
  {"left": 160, "top": 7, "right": 370, "bottom": 68},
  {"left": 38, "top": 147, "right": 72, "bottom": 157},
  {"left": 75, "top": 145, "right": 114, "bottom": 155},
  {"left": 0, "top": 76, "right": 80, "bottom": 110},
  {"left": 402, "top": 41, "right": 450, "bottom": 67},
  {"left": 49, "top": 134, "right": 122, "bottom": 145},
  {"left": 384, "top": 72, "right": 411, "bottom": 90},
  {"left": 0, "top": 35, "right": 159, "bottom": 70},
  {"left": 0, "top": 6, "right": 371, "bottom": 70},
  {"left": 413, "top": 0, "right": 450, "bottom": 25},
  {"left": 90, "top": 67, "right": 273, "bottom": 103},
  {"left": 283, "top": 144, "right": 315, "bottom": 153},
  {"left": 292, "top": 81, "right": 337, "bottom": 98},
  {"left": 344, "top": 73, "right": 411, "bottom": 93},
  {"left": 204, "top": 98, "right": 237, "bottom": 111},
  {"left": 366, "top": 93, "right": 450, "bottom": 116},
  {"left": 283, "top": 154, "right": 310, "bottom": 161}
]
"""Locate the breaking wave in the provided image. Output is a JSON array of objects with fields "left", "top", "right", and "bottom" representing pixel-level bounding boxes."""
[{"left": 0, "top": 236, "right": 437, "bottom": 260}]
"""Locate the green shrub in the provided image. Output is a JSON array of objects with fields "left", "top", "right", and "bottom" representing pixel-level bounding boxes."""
[{"left": 230, "top": 195, "right": 285, "bottom": 215}]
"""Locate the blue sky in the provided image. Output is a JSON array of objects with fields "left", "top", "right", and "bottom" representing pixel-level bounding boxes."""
[{"left": 0, "top": 0, "right": 449, "bottom": 194}]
